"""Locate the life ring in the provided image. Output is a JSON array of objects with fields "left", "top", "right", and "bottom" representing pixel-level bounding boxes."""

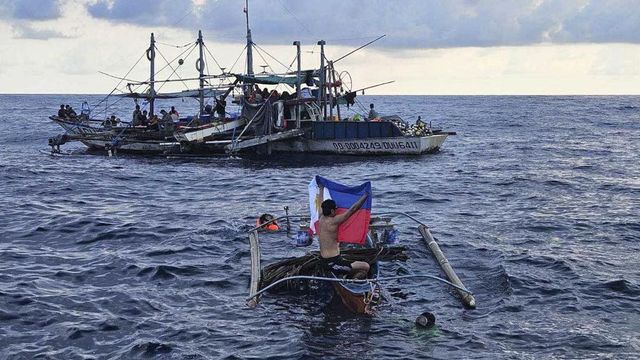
[{"left": 257, "top": 213, "right": 279, "bottom": 231}]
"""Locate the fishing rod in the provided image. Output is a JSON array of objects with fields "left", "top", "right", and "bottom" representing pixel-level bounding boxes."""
[
  {"left": 333, "top": 34, "right": 386, "bottom": 64},
  {"left": 347, "top": 81, "right": 395, "bottom": 95}
]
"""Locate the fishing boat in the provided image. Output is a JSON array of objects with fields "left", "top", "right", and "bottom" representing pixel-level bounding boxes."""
[
  {"left": 47, "top": 30, "right": 247, "bottom": 155},
  {"left": 218, "top": 4, "right": 456, "bottom": 156},
  {"left": 247, "top": 212, "right": 476, "bottom": 315},
  {"left": 47, "top": 1, "right": 455, "bottom": 157}
]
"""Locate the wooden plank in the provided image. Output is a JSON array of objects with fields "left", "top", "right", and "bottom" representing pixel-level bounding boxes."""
[
  {"left": 418, "top": 224, "right": 476, "bottom": 309},
  {"left": 226, "top": 129, "right": 304, "bottom": 152},
  {"left": 247, "top": 230, "right": 261, "bottom": 308}
]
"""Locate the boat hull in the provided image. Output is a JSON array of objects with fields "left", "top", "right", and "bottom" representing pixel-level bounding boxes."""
[
  {"left": 80, "top": 139, "right": 174, "bottom": 154},
  {"left": 269, "top": 134, "right": 449, "bottom": 155},
  {"left": 330, "top": 262, "right": 381, "bottom": 314}
]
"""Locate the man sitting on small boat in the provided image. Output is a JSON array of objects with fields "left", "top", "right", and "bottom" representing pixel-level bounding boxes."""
[
  {"left": 65, "top": 105, "right": 77, "bottom": 119},
  {"left": 319, "top": 194, "right": 370, "bottom": 279},
  {"left": 367, "top": 103, "right": 379, "bottom": 121}
]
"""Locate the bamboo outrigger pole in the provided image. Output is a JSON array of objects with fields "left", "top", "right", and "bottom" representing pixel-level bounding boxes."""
[
  {"left": 418, "top": 225, "right": 476, "bottom": 309},
  {"left": 247, "top": 230, "right": 261, "bottom": 308}
]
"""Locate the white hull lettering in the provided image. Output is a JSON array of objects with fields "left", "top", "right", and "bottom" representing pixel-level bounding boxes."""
[{"left": 331, "top": 140, "right": 419, "bottom": 152}]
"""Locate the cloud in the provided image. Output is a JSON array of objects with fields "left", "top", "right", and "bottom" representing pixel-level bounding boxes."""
[
  {"left": 86, "top": 0, "right": 190, "bottom": 26},
  {"left": 0, "top": 0, "right": 61, "bottom": 20},
  {"left": 11, "top": 22, "right": 72, "bottom": 40},
  {"left": 82, "top": 0, "right": 640, "bottom": 49}
]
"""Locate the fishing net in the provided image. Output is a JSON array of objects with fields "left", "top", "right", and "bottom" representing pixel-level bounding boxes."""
[{"left": 260, "top": 246, "right": 408, "bottom": 289}]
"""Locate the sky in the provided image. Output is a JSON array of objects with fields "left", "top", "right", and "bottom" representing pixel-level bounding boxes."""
[{"left": 0, "top": 0, "right": 639, "bottom": 95}]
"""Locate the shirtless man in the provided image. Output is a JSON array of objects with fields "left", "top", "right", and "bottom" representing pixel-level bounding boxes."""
[{"left": 318, "top": 193, "right": 370, "bottom": 278}]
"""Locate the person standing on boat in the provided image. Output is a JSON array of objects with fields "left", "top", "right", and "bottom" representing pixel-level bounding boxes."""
[
  {"left": 367, "top": 103, "right": 379, "bottom": 120},
  {"left": 160, "top": 109, "right": 172, "bottom": 123},
  {"left": 140, "top": 110, "right": 148, "bottom": 126},
  {"left": 214, "top": 96, "right": 226, "bottom": 120},
  {"left": 160, "top": 109, "right": 174, "bottom": 131},
  {"left": 57, "top": 105, "right": 67, "bottom": 119},
  {"left": 318, "top": 194, "right": 370, "bottom": 279},
  {"left": 132, "top": 104, "right": 141, "bottom": 123}
]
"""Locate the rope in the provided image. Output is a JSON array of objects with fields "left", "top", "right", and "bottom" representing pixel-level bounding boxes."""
[
  {"left": 253, "top": 43, "right": 294, "bottom": 72},
  {"left": 155, "top": 41, "right": 193, "bottom": 48},
  {"left": 153, "top": 42, "right": 198, "bottom": 82},
  {"left": 229, "top": 45, "right": 247, "bottom": 74},
  {"left": 253, "top": 45, "right": 277, "bottom": 75},
  {"left": 155, "top": 46, "right": 191, "bottom": 91},
  {"left": 154, "top": 43, "right": 199, "bottom": 94},
  {"left": 278, "top": 0, "right": 316, "bottom": 38},
  {"left": 93, "top": 50, "right": 147, "bottom": 109},
  {"left": 203, "top": 43, "right": 225, "bottom": 73}
]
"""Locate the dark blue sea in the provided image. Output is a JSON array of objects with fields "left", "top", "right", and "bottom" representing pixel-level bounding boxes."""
[{"left": 1, "top": 95, "right": 639, "bottom": 359}]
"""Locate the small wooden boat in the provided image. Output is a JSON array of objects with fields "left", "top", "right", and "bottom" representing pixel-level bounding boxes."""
[
  {"left": 330, "top": 259, "right": 381, "bottom": 314},
  {"left": 246, "top": 212, "right": 476, "bottom": 315}
]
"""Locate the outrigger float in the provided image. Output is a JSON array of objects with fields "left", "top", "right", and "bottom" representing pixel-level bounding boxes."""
[
  {"left": 246, "top": 212, "right": 475, "bottom": 315},
  {"left": 47, "top": 1, "right": 455, "bottom": 157}
]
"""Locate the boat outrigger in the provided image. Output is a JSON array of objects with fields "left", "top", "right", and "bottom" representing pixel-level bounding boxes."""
[
  {"left": 246, "top": 212, "right": 476, "bottom": 315},
  {"left": 47, "top": 1, "right": 455, "bottom": 157}
]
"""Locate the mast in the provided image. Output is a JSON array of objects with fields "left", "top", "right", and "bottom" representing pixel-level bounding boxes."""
[
  {"left": 197, "top": 30, "right": 205, "bottom": 116},
  {"left": 149, "top": 33, "right": 156, "bottom": 117},
  {"left": 317, "top": 40, "right": 325, "bottom": 120},
  {"left": 293, "top": 41, "right": 301, "bottom": 128},
  {"left": 245, "top": 0, "right": 254, "bottom": 76}
]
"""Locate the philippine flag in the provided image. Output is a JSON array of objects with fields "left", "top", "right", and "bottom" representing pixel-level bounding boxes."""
[{"left": 308, "top": 176, "right": 372, "bottom": 245}]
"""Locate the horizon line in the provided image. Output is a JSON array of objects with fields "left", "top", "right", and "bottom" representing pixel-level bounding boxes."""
[{"left": 1, "top": 92, "right": 639, "bottom": 96}]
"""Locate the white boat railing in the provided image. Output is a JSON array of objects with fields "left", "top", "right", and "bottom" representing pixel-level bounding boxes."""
[{"left": 246, "top": 274, "right": 474, "bottom": 303}]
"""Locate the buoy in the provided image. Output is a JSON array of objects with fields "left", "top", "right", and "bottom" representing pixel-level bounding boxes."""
[{"left": 415, "top": 312, "right": 436, "bottom": 328}]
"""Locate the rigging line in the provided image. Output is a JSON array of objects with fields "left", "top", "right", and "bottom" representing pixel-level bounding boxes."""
[
  {"left": 288, "top": 54, "right": 297, "bottom": 69},
  {"left": 277, "top": 0, "right": 315, "bottom": 38},
  {"left": 174, "top": 3, "right": 195, "bottom": 27},
  {"left": 326, "top": 35, "right": 385, "bottom": 42},
  {"left": 253, "top": 43, "right": 293, "bottom": 72},
  {"left": 94, "top": 50, "right": 147, "bottom": 108},
  {"left": 97, "top": 82, "right": 147, "bottom": 111},
  {"left": 354, "top": 98, "right": 369, "bottom": 114},
  {"left": 155, "top": 47, "right": 191, "bottom": 91},
  {"left": 229, "top": 44, "right": 247, "bottom": 74},
  {"left": 155, "top": 43, "right": 199, "bottom": 93},
  {"left": 152, "top": 42, "right": 198, "bottom": 79},
  {"left": 98, "top": 71, "right": 140, "bottom": 83},
  {"left": 252, "top": 45, "right": 276, "bottom": 74},
  {"left": 252, "top": 46, "right": 292, "bottom": 93},
  {"left": 203, "top": 43, "right": 224, "bottom": 73},
  {"left": 155, "top": 41, "right": 193, "bottom": 48}
]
